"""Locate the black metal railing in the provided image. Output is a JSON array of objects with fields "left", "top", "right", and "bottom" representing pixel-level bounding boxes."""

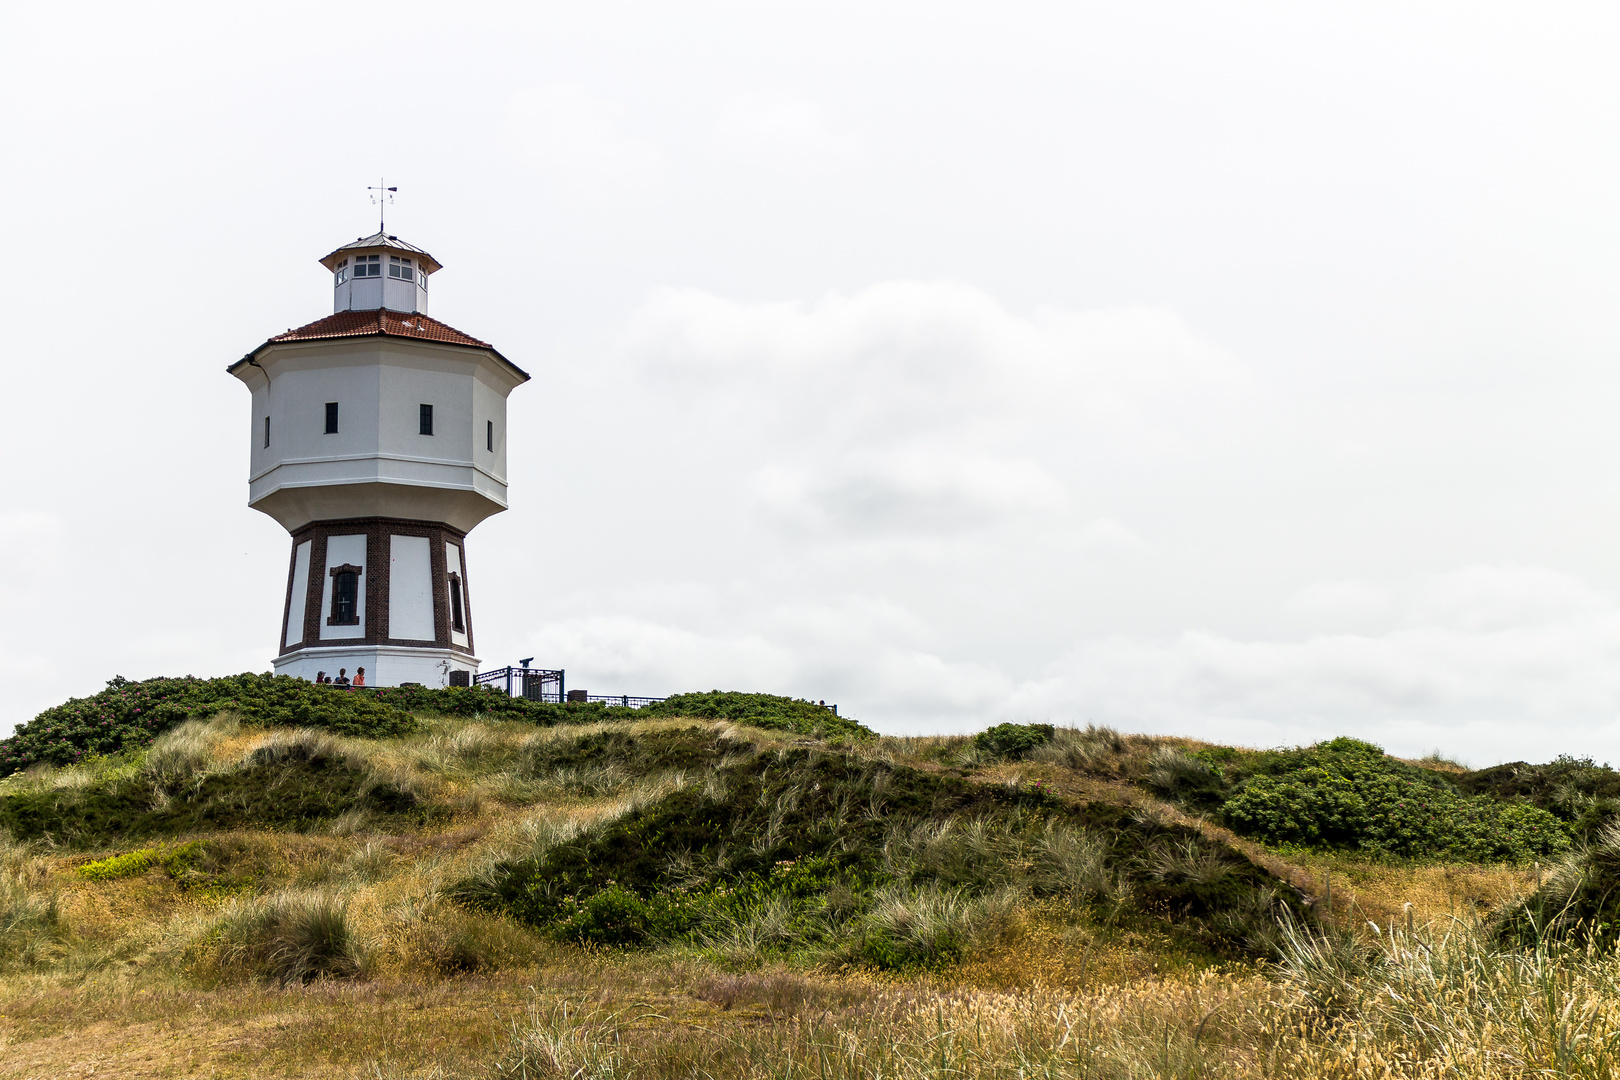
[
  {"left": 474, "top": 666, "right": 667, "bottom": 709},
  {"left": 475, "top": 665, "right": 565, "bottom": 703}
]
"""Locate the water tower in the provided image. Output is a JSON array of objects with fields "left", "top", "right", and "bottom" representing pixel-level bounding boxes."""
[{"left": 228, "top": 227, "right": 529, "bottom": 686}]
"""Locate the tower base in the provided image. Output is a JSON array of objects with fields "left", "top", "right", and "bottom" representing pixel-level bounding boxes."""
[{"left": 273, "top": 645, "right": 479, "bottom": 688}]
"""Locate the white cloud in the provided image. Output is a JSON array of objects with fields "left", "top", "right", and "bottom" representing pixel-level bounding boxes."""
[
  {"left": 713, "top": 95, "right": 858, "bottom": 169},
  {"left": 0, "top": 511, "right": 61, "bottom": 540},
  {"left": 503, "top": 84, "right": 664, "bottom": 198},
  {"left": 1007, "top": 565, "right": 1620, "bottom": 764},
  {"left": 516, "top": 601, "right": 1010, "bottom": 717},
  {"left": 616, "top": 280, "right": 1243, "bottom": 541},
  {"left": 750, "top": 452, "right": 1067, "bottom": 536}
]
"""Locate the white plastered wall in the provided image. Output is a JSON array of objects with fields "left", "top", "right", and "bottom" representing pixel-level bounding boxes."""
[
  {"left": 388, "top": 534, "right": 435, "bottom": 641},
  {"left": 242, "top": 339, "right": 521, "bottom": 533},
  {"left": 377, "top": 359, "right": 472, "bottom": 461},
  {"left": 285, "top": 540, "right": 312, "bottom": 647},
  {"left": 274, "top": 646, "right": 477, "bottom": 688}
]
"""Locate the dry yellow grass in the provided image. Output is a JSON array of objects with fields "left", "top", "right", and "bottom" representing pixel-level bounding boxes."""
[{"left": 0, "top": 716, "right": 1598, "bottom": 1078}]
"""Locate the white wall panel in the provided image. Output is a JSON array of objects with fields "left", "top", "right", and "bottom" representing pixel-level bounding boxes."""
[
  {"left": 285, "top": 540, "right": 312, "bottom": 647},
  {"left": 388, "top": 534, "right": 434, "bottom": 641}
]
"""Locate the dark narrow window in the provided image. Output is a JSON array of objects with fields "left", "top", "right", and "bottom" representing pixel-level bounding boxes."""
[
  {"left": 448, "top": 572, "right": 465, "bottom": 633},
  {"left": 419, "top": 403, "right": 433, "bottom": 436},
  {"left": 325, "top": 402, "right": 339, "bottom": 434},
  {"left": 263, "top": 416, "right": 270, "bottom": 448},
  {"left": 486, "top": 420, "right": 493, "bottom": 452},
  {"left": 328, "top": 565, "right": 361, "bottom": 625}
]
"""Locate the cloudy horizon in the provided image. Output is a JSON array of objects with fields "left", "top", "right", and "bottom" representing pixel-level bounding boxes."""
[{"left": 4, "top": 2, "right": 1620, "bottom": 766}]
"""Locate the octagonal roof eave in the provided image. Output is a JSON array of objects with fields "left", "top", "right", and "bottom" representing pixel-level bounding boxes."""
[
  {"left": 227, "top": 310, "right": 530, "bottom": 385},
  {"left": 319, "top": 231, "right": 443, "bottom": 275}
]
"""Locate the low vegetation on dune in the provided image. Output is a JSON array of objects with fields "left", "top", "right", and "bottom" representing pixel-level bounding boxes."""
[
  {"left": 456, "top": 726, "right": 1299, "bottom": 964},
  {"left": 5, "top": 680, "right": 1620, "bottom": 1076},
  {"left": 0, "top": 674, "right": 866, "bottom": 778}
]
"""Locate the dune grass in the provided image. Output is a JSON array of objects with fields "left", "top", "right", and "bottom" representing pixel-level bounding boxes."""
[{"left": 0, "top": 714, "right": 1593, "bottom": 1078}]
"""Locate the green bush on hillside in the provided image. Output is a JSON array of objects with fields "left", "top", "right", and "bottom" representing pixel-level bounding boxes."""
[
  {"left": 973, "top": 723, "right": 1055, "bottom": 761},
  {"left": 1457, "top": 755, "right": 1620, "bottom": 844},
  {"left": 0, "top": 737, "right": 431, "bottom": 847},
  {"left": 1222, "top": 738, "right": 1569, "bottom": 861},
  {"left": 0, "top": 674, "right": 416, "bottom": 778},
  {"left": 369, "top": 685, "right": 871, "bottom": 740},
  {"left": 456, "top": 727, "right": 1304, "bottom": 964},
  {"left": 0, "top": 677, "right": 871, "bottom": 780},
  {"left": 640, "top": 691, "right": 870, "bottom": 740}
]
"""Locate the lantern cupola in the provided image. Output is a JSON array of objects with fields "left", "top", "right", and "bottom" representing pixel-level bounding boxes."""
[{"left": 321, "top": 231, "right": 442, "bottom": 314}]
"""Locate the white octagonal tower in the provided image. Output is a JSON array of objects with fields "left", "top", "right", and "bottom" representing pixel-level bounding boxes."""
[{"left": 229, "top": 231, "right": 529, "bottom": 686}]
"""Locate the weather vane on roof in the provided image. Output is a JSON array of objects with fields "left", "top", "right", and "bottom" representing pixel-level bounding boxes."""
[{"left": 368, "top": 179, "right": 397, "bottom": 233}]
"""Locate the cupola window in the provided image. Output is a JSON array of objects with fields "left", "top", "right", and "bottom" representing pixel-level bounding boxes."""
[
  {"left": 388, "top": 256, "right": 414, "bottom": 281},
  {"left": 417, "top": 268, "right": 428, "bottom": 288},
  {"left": 353, "top": 254, "right": 381, "bottom": 278}
]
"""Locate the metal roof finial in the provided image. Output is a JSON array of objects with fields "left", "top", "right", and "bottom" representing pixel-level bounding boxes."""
[{"left": 368, "top": 178, "right": 397, "bottom": 233}]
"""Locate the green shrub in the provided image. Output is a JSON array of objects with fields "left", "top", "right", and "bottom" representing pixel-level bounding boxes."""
[
  {"left": 77, "top": 840, "right": 209, "bottom": 882},
  {"left": 1221, "top": 739, "right": 1570, "bottom": 860},
  {"left": 0, "top": 674, "right": 415, "bottom": 778},
  {"left": 1458, "top": 755, "right": 1620, "bottom": 844},
  {"left": 370, "top": 685, "right": 872, "bottom": 740},
  {"left": 973, "top": 723, "right": 1055, "bottom": 761},
  {"left": 455, "top": 728, "right": 1306, "bottom": 963},
  {"left": 0, "top": 681, "right": 873, "bottom": 779},
  {"left": 77, "top": 848, "right": 158, "bottom": 881},
  {"left": 642, "top": 691, "right": 871, "bottom": 740},
  {"left": 1, "top": 746, "right": 433, "bottom": 848}
]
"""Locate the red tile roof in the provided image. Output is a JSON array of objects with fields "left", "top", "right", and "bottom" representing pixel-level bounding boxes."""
[
  {"left": 270, "top": 309, "right": 492, "bottom": 349},
  {"left": 232, "top": 309, "right": 529, "bottom": 381}
]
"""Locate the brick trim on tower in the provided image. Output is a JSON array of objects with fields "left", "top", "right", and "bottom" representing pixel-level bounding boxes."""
[{"left": 277, "top": 517, "right": 477, "bottom": 658}]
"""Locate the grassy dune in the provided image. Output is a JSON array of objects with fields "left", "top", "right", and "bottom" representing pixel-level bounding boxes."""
[{"left": 0, "top": 699, "right": 1609, "bottom": 1078}]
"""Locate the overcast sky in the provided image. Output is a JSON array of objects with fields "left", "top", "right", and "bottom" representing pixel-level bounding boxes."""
[{"left": 4, "top": 2, "right": 1620, "bottom": 763}]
